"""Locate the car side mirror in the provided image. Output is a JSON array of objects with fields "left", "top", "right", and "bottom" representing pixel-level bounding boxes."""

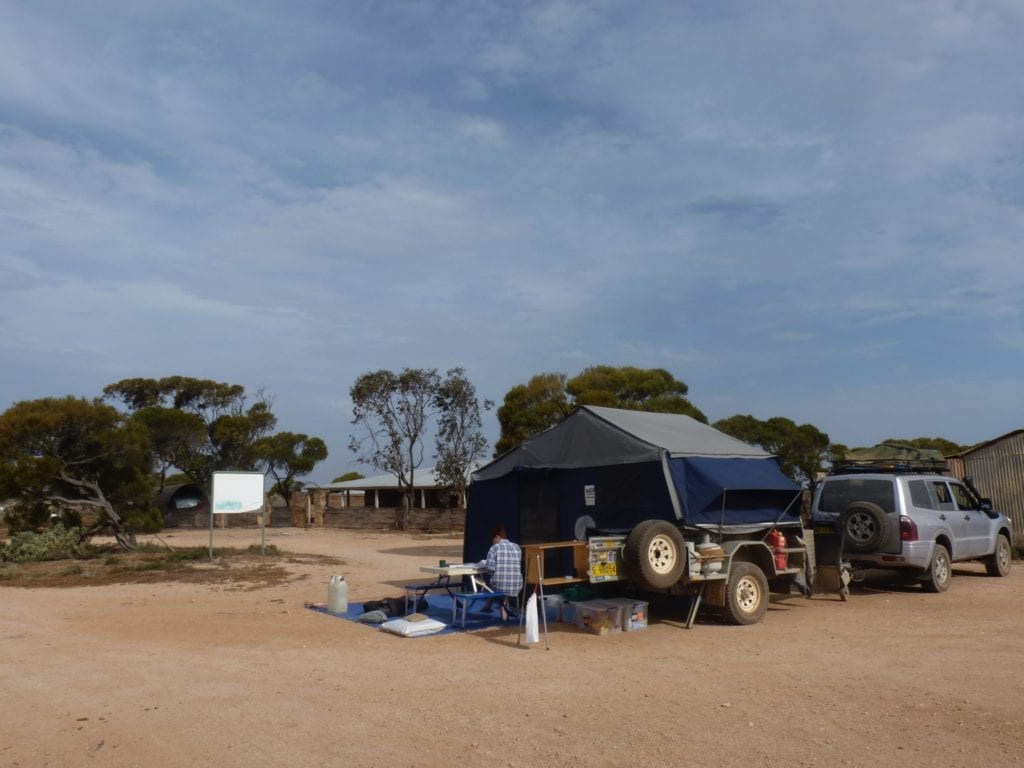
[{"left": 979, "top": 498, "right": 993, "bottom": 512}]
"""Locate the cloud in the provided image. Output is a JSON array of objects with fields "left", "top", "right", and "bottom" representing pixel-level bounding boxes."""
[{"left": 2, "top": 2, "right": 1024, "bottom": 479}]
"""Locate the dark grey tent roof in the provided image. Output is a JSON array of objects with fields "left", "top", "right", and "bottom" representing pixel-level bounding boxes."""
[{"left": 473, "top": 405, "right": 771, "bottom": 482}]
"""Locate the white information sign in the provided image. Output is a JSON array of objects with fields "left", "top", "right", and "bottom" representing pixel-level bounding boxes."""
[
  {"left": 212, "top": 471, "right": 265, "bottom": 513},
  {"left": 584, "top": 484, "right": 596, "bottom": 506}
]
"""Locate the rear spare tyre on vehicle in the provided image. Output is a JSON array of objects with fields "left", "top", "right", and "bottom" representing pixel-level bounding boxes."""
[
  {"left": 840, "top": 501, "right": 890, "bottom": 553},
  {"left": 722, "top": 561, "right": 769, "bottom": 625},
  {"left": 623, "top": 520, "right": 686, "bottom": 590}
]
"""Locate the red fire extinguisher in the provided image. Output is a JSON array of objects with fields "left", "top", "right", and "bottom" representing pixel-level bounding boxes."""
[{"left": 767, "top": 528, "right": 788, "bottom": 570}]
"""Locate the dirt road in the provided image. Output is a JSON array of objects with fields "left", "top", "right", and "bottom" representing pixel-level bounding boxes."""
[{"left": 2, "top": 528, "right": 1021, "bottom": 767}]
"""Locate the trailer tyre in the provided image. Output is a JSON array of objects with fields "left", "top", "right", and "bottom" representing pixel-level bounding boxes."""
[
  {"left": 623, "top": 520, "right": 686, "bottom": 590},
  {"left": 722, "top": 561, "right": 769, "bottom": 625}
]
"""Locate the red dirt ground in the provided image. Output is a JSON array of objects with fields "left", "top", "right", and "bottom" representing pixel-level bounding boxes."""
[{"left": 2, "top": 528, "right": 1021, "bottom": 767}]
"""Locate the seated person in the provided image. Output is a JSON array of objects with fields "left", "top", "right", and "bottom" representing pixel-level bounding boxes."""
[{"left": 483, "top": 525, "right": 523, "bottom": 621}]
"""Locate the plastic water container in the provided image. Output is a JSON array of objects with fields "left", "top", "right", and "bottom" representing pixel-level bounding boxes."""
[{"left": 327, "top": 574, "right": 348, "bottom": 613}]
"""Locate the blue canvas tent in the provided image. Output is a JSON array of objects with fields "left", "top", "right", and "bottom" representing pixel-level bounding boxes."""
[{"left": 463, "top": 406, "right": 802, "bottom": 562}]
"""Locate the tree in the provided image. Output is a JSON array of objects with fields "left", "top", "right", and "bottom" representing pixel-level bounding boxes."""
[
  {"left": 0, "top": 397, "right": 157, "bottom": 549},
  {"left": 348, "top": 367, "right": 491, "bottom": 525},
  {"left": 494, "top": 372, "right": 571, "bottom": 456},
  {"left": 713, "top": 414, "right": 835, "bottom": 487},
  {"left": 256, "top": 432, "right": 328, "bottom": 502},
  {"left": 495, "top": 366, "right": 707, "bottom": 455},
  {"left": 332, "top": 471, "right": 365, "bottom": 483},
  {"left": 567, "top": 365, "right": 707, "bottom": 422},
  {"left": 348, "top": 368, "right": 441, "bottom": 529},
  {"left": 433, "top": 367, "right": 493, "bottom": 508},
  {"left": 103, "top": 376, "right": 278, "bottom": 496}
]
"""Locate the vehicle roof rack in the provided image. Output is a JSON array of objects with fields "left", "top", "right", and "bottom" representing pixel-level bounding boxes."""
[{"left": 830, "top": 459, "right": 948, "bottom": 476}]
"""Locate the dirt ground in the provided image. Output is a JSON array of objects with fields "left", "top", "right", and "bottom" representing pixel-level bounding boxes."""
[{"left": 2, "top": 528, "right": 1022, "bottom": 768}]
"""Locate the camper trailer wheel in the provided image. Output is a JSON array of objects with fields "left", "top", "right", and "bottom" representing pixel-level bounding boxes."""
[
  {"left": 623, "top": 520, "right": 686, "bottom": 590},
  {"left": 722, "top": 561, "right": 768, "bottom": 625}
]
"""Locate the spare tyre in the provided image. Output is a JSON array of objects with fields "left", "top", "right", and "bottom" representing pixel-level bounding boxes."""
[
  {"left": 623, "top": 520, "right": 686, "bottom": 590},
  {"left": 840, "top": 501, "right": 890, "bottom": 553}
]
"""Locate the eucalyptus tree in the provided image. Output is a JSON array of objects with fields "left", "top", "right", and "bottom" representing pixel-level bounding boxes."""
[
  {"left": 0, "top": 396, "right": 156, "bottom": 549},
  {"left": 103, "top": 376, "right": 278, "bottom": 496},
  {"left": 495, "top": 365, "right": 706, "bottom": 456},
  {"left": 349, "top": 367, "right": 490, "bottom": 526}
]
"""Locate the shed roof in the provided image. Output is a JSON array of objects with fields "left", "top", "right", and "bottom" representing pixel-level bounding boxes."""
[
  {"left": 947, "top": 429, "right": 1024, "bottom": 457},
  {"left": 307, "top": 464, "right": 478, "bottom": 492}
]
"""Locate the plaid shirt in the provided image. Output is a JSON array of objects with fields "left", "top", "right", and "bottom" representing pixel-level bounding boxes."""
[{"left": 485, "top": 538, "right": 523, "bottom": 595}]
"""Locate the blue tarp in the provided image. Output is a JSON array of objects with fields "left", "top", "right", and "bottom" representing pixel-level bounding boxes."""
[{"left": 669, "top": 456, "right": 802, "bottom": 525}]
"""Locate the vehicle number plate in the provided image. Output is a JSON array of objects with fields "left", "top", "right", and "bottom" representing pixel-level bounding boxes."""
[
  {"left": 814, "top": 525, "right": 836, "bottom": 535},
  {"left": 591, "top": 562, "right": 617, "bottom": 578}
]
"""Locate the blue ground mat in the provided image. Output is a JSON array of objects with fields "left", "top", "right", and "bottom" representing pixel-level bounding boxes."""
[{"left": 307, "top": 594, "right": 516, "bottom": 637}]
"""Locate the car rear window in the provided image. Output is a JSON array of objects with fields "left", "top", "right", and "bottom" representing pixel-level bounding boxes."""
[{"left": 817, "top": 478, "right": 895, "bottom": 514}]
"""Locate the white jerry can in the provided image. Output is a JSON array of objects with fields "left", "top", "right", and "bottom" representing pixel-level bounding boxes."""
[{"left": 327, "top": 574, "right": 348, "bottom": 613}]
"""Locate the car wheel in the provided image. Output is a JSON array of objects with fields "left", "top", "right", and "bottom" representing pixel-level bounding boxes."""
[
  {"left": 840, "top": 502, "right": 891, "bottom": 553},
  {"left": 721, "top": 561, "right": 769, "bottom": 625},
  {"left": 922, "top": 543, "right": 952, "bottom": 593},
  {"left": 623, "top": 520, "right": 686, "bottom": 590},
  {"left": 985, "top": 534, "right": 1012, "bottom": 577}
]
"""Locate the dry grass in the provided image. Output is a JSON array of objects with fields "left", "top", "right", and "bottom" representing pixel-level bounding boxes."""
[{"left": 0, "top": 542, "right": 343, "bottom": 589}]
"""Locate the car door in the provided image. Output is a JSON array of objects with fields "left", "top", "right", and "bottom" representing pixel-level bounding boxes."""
[
  {"left": 906, "top": 479, "right": 953, "bottom": 551},
  {"left": 949, "top": 481, "right": 994, "bottom": 559}
]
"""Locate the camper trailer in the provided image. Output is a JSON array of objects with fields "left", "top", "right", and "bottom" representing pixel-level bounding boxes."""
[{"left": 465, "top": 406, "right": 809, "bottom": 625}]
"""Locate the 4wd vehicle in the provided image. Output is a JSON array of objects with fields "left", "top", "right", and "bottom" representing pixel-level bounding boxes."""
[{"left": 811, "top": 453, "right": 1013, "bottom": 592}]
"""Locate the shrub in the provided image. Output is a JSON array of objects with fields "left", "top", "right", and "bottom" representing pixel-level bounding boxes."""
[
  {"left": 0, "top": 524, "right": 86, "bottom": 563},
  {"left": 247, "top": 544, "right": 280, "bottom": 556}
]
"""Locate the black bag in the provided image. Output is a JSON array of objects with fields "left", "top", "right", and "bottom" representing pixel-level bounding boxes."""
[{"left": 360, "top": 597, "right": 415, "bottom": 618}]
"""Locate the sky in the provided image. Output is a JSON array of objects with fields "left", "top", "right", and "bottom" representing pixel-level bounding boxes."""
[{"left": 2, "top": 1, "right": 1023, "bottom": 483}]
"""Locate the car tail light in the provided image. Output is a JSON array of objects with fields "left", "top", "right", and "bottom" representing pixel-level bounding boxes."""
[{"left": 900, "top": 515, "right": 918, "bottom": 541}]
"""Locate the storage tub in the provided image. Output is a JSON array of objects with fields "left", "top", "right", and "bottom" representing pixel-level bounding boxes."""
[
  {"left": 543, "top": 594, "right": 565, "bottom": 622},
  {"left": 601, "top": 597, "right": 649, "bottom": 631},
  {"left": 574, "top": 600, "right": 622, "bottom": 635}
]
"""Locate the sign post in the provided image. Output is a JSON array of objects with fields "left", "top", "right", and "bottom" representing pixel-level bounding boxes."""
[{"left": 210, "top": 471, "right": 266, "bottom": 559}]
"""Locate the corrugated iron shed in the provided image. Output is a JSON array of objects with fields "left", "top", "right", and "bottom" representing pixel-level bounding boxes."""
[{"left": 948, "top": 430, "right": 1024, "bottom": 543}]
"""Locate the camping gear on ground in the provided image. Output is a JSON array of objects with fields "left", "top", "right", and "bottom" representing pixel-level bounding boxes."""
[
  {"left": 361, "top": 597, "right": 415, "bottom": 617},
  {"left": 524, "top": 593, "right": 540, "bottom": 644},
  {"left": 379, "top": 614, "right": 446, "bottom": 637},
  {"left": 327, "top": 574, "right": 348, "bottom": 613},
  {"left": 405, "top": 563, "right": 490, "bottom": 612},
  {"left": 543, "top": 593, "right": 565, "bottom": 622},
  {"left": 600, "top": 597, "right": 650, "bottom": 631},
  {"left": 574, "top": 600, "right": 622, "bottom": 635}
]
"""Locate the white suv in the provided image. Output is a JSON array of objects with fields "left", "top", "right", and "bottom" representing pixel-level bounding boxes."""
[{"left": 811, "top": 469, "right": 1013, "bottom": 592}]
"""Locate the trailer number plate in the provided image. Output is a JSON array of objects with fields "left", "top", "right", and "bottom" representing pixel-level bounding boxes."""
[{"left": 591, "top": 562, "right": 618, "bottom": 578}]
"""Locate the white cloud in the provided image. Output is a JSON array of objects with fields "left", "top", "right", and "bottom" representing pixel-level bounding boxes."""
[{"left": 2, "top": 2, "right": 1024, "bottom": 479}]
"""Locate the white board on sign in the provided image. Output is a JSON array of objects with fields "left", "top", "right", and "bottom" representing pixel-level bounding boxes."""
[{"left": 212, "top": 471, "right": 265, "bottom": 514}]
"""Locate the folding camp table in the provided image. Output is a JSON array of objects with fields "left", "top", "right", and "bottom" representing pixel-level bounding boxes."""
[{"left": 405, "top": 564, "right": 491, "bottom": 613}]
